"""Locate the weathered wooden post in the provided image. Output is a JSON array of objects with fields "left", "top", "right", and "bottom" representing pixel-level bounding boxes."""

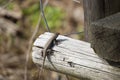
[
  {"left": 83, "top": 0, "right": 120, "bottom": 62},
  {"left": 32, "top": 32, "right": 120, "bottom": 80},
  {"left": 91, "top": 13, "right": 120, "bottom": 62},
  {"left": 83, "top": 0, "right": 105, "bottom": 41}
]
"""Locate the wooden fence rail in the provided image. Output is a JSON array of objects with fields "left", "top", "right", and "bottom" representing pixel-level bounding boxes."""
[{"left": 32, "top": 32, "right": 120, "bottom": 80}]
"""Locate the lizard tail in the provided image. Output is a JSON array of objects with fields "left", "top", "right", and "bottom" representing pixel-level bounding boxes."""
[{"left": 38, "top": 56, "right": 46, "bottom": 80}]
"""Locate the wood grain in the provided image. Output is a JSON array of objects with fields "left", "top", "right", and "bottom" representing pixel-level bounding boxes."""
[
  {"left": 32, "top": 32, "right": 120, "bottom": 80},
  {"left": 91, "top": 12, "right": 120, "bottom": 62},
  {"left": 83, "top": 0, "right": 120, "bottom": 41}
]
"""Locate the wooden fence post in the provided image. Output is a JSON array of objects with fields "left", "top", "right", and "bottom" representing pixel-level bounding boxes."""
[
  {"left": 83, "top": 0, "right": 120, "bottom": 42},
  {"left": 83, "top": 0, "right": 120, "bottom": 61},
  {"left": 91, "top": 12, "right": 120, "bottom": 62}
]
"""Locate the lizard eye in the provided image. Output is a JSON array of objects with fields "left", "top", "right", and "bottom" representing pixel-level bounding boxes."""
[{"left": 55, "top": 40, "right": 61, "bottom": 45}]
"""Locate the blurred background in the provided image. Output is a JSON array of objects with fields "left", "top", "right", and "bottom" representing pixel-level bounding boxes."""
[{"left": 0, "top": 0, "right": 84, "bottom": 80}]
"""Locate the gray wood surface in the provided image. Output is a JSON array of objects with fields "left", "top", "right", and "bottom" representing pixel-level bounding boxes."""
[
  {"left": 32, "top": 32, "right": 120, "bottom": 80},
  {"left": 91, "top": 12, "right": 120, "bottom": 62},
  {"left": 83, "top": 0, "right": 105, "bottom": 41},
  {"left": 83, "top": 0, "right": 120, "bottom": 41}
]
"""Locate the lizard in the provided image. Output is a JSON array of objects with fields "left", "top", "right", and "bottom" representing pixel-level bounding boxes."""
[{"left": 41, "top": 33, "right": 59, "bottom": 72}]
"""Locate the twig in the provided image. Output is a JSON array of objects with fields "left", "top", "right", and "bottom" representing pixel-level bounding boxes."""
[
  {"left": 24, "top": 0, "right": 49, "bottom": 80},
  {"left": 40, "top": 0, "right": 50, "bottom": 32}
]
